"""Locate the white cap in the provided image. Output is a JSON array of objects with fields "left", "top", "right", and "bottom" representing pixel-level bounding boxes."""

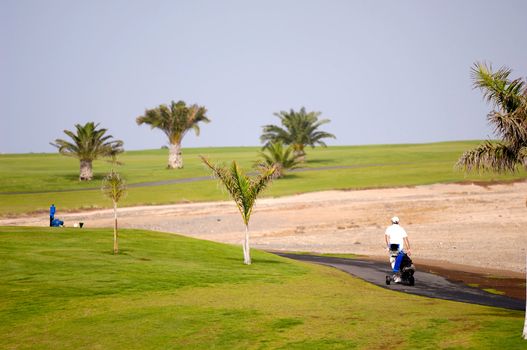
[{"left": 391, "top": 216, "right": 399, "bottom": 224}]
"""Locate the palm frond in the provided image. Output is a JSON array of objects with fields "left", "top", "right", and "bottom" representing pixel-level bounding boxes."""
[
  {"left": 456, "top": 141, "right": 520, "bottom": 174},
  {"left": 261, "top": 107, "right": 335, "bottom": 156},
  {"left": 244, "top": 165, "right": 276, "bottom": 223},
  {"left": 459, "top": 62, "right": 527, "bottom": 176},
  {"left": 250, "top": 165, "right": 276, "bottom": 198},
  {"left": 471, "top": 62, "right": 525, "bottom": 113},
  {"left": 257, "top": 142, "right": 301, "bottom": 177},
  {"left": 137, "top": 100, "right": 210, "bottom": 146},
  {"left": 260, "top": 125, "right": 291, "bottom": 147},
  {"left": 201, "top": 156, "right": 275, "bottom": 225},
  {"left": 202, "top": 157, "right": 248, "bottom": 224},
  {"left": 231, "top": 162, "right": 255, "bottom": 224},
  {"left": 101, "top": 170, "right": 127, "bottom": 203},
  {"left": 488, "top": 110, "right": 527, "bottom": 147},
  {"left": 51, "top": 122, "right": 123, "bottom": 161},
  {"left": 519, "top": 147, "right": 527, "bottom": 170}
]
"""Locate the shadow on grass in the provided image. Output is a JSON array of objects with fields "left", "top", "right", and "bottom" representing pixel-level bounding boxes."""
[
  {"left": 280, "top": 173, "right": 302, "bottom": 180},
  {"left": 61, "top": 173, "right": 106, "bottom": 182},
  {"left": 303, "top": 158, "right": 335, "bottom": 165},
  {"left": 464, "top": 310, "right": 524, "bottom": 317},
  {"left": 100, "top": 249, "right": 132, "bottom": 256},
  {"left": 223, "top": 257, "right": 288, "bottom": 265},
  {"left": 251, "top": 258, "right": 287, "bottom": 265}
]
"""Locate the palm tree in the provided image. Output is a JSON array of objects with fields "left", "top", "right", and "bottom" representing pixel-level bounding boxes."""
[
  {"left": 260, "top": 107, "right": 336, "bottom": 162},
  {"left": 101, "top": 170, "right": 127, "bottom": 254},
  {"left": 257, "top": 141, "right": 302, "bottom": 178},
  {"left": 51, "top": 122, "right": 124, "bottom": 181},
  {"left": 201, "top": 156, "right": 276, "bottom": 264},
  {"left": 456, "top": 62, "right": 527, "bottom": 339},
  {"left": 457, "top": 63, "right": 527, "bottom": 174},
  {"left": 136, "top": 100, "right": 210, "bottom": 169}
]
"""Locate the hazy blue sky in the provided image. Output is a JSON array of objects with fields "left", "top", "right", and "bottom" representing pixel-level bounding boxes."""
[{"left": 1, "top": 0, "right": 526, "bottom": 153}]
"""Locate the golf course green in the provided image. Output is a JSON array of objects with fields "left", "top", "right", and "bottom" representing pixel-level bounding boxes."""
[{"left": 0, "top": 226, "right": 524, "bottom": 349}]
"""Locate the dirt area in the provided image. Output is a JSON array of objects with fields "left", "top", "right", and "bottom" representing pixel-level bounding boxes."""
[
  {"left": 418, "top": 261, "right": 525, "bottom": 301},
  {"left": 2, "top": 181, "right": 526, "bottom": 298}
]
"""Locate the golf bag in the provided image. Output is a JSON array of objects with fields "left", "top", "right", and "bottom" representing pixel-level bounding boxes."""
[
  {"left": 51, "top": 218, "right": 64, "bottom": 227},
  {"left": 385, "top": 243, "right": 415, "bottom": 286}
]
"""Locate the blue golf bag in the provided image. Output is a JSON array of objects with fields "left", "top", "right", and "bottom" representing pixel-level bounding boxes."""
[
  {"left": 385, "top": 243, "right": 415, "bottom": 286},
  {"left": 51, "top": 218, "right": 64, "bottom": 227}
]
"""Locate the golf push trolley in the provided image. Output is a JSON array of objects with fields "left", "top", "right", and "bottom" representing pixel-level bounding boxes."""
[{"left": 385, "top": 243, "right": 415, "bottom": 286}]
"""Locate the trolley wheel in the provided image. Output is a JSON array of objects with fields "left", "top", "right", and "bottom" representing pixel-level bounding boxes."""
[
  {"left": 385, "top": 275, "right": 391, "bottom": 285},
  {"left": 408, "top": 276, "right": 415, "bottom": 286}
]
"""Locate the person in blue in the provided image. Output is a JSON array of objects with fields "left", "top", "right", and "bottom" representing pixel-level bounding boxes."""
[
  {"left": 385, "top": 216, "right": 411, "bottom": 283},
  {"left": 50, "top": 204, "right": 56, "bottom": 227}
]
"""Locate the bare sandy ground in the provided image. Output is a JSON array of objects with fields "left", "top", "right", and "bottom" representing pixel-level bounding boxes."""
[{"left": 2, "top": 181, "right": 526, "bottom": 273}]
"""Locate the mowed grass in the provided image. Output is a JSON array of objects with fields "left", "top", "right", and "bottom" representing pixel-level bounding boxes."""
[
  {"left": 0, "top": 226, "right": 525, "bottom": 349},
  {"left": 1, "top": 141, "right": 526, "bottom": 216}
]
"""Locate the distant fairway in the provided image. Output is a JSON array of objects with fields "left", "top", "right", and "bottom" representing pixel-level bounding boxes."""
[
  {"left": 1, "top": 141, "right": 525, "bottom": 216},
  {"left": 0, "top": 226, "right": 525, "bottom": 349}
]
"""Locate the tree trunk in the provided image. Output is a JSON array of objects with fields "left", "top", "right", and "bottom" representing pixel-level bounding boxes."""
[
  {"left": 274, "top": 164, "right": 284, "bottom": 179},
  {"left": 243, "top": 224, "right": 251, "bottom": 265},
  {"left": 113, "top": 201, "right": 118, "bottom": 254},
  {"left": 523, "top": 252, "right": 527, "bottom": 339},
  {"left": 295, "top": 152, "right": 306, "bottom": 163},
  {"left": 524, "top": 202, "right": 527, "bottom": 339},
  {"left": 79, "top": 160, "right": 93, "bottom": 181},
  {"left": 293, "top": 145, "right": 306, "bottom": 163},
  {"left": 168, "top": 142, "right": 183, "bottom": 169}
]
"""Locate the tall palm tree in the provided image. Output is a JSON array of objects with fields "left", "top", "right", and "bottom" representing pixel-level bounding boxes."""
[
  {"left": 201, "top": 156, "right": 276, "bottom": 265},
  {"left": 257, "top": 141, "right": 302, "bottom": 178},
  {"left": 51, "top": 122, "right": 124, "bottom": 181},
  {"left": 260, "top": 107, "right": 336, "bottom": 162},
  {"left": 456, "top": 62, "right": 527, "bottom": 339},
  {"left": 101, "top": 170, "right": 127, "bottom": 254},
  {"left": 136, "top": 100, "right": 210, "bottom": 169}
]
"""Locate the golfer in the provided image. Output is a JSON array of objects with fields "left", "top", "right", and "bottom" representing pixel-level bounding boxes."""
[
  {"left": 50, "top": 204, "right": 56, "bottom": 227},
  {"left": 385, "top": 216, "right": 411, "bottom": 269}
]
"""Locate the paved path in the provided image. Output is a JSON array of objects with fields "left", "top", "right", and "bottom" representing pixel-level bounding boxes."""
[{"left": 275, "top": 253, "right": 524, "bottom": 311}]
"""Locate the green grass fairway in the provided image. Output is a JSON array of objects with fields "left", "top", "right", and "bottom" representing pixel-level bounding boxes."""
[
  {"left": 1, "top": 141, "right": 525, "bottom": 216},
  {"left": 0, "top": 226, "right": 525, "bottom": 349}
]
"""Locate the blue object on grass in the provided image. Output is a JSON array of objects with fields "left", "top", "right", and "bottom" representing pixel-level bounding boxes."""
[{"left": 51, "top": 218, "right": 64, "bottom": 227}]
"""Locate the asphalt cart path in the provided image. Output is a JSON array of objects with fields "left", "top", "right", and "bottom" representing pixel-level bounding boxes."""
[{"left": 274, "top": 253, "right": 524, "bottom": 311}]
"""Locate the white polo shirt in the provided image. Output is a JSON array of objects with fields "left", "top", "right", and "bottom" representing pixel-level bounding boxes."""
[{"left": 385, "top": 224, "right": 408, "bottom": 250}]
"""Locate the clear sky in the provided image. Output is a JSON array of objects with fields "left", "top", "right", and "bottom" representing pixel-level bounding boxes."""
[{"left": 1, "top": 0, "right": 526, "bottom": 153}]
